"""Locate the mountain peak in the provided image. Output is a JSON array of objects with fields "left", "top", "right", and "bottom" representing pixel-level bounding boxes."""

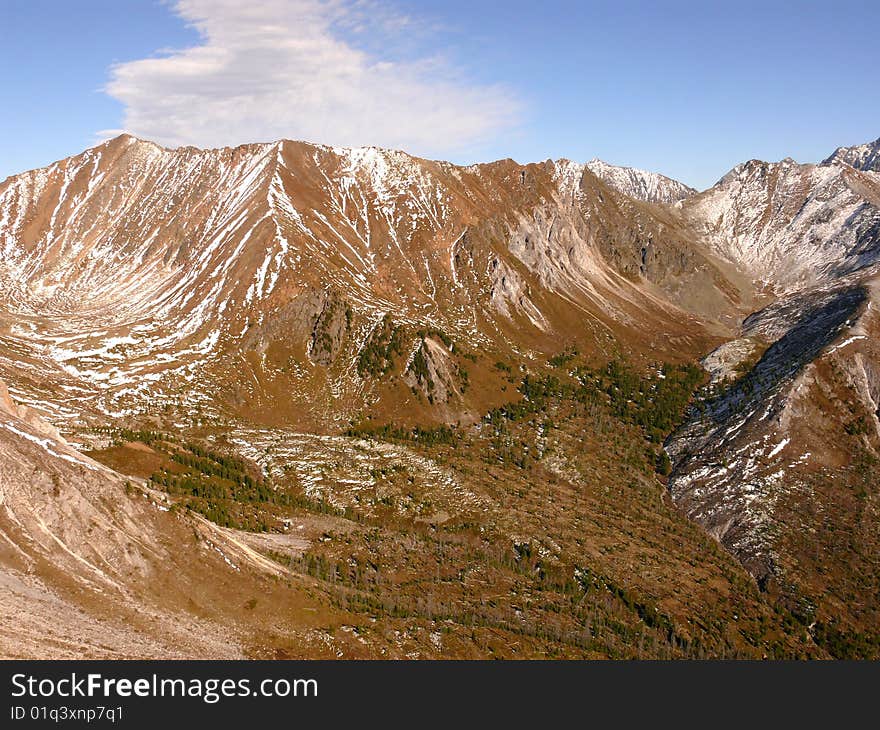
[
  {"left": 99, "top": 132, "right": 166, "bottom": 151},
  {"left": 584, "top": 158, "right": 696, "bottom": 204},
  {"left": 822, "top": 136, "right": 880, "bottom": 172}
]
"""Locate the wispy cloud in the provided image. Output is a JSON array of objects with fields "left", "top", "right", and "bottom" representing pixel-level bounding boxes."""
[{"left": 101, "top": 0, "right": 521, "bottom": 158}]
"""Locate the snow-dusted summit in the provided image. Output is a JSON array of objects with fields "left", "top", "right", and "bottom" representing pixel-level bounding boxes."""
[
  {"left": 584, "top": 158, "right": 696, "bottom": 204},
  {"left": 823, "top": 136, "right": 880, "bottom": 172},
  {"left": 683, "top": 156, "right": 880, "bottom": 292}
]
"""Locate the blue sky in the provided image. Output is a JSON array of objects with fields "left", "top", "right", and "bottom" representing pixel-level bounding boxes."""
[{"left": 1, "top": 0, "right": 878, "bottom": 189}]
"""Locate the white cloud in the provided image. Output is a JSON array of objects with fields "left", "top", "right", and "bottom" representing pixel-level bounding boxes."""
[{"left": 102, "top": 0, "right": 521, "bottom": 158}]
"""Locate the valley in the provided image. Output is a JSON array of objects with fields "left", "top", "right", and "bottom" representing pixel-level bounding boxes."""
[{"left": 1, "top": 134, "right": 878, "bottom": 658}]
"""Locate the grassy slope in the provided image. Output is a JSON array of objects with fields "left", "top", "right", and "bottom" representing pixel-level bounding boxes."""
[{"left": 87, "top": 353, "right": 826, "bottom": 658}]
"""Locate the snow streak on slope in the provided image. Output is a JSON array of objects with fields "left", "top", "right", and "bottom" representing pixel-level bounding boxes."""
[
  {"left": 0, "top": 135, "right": 289, "bottom": 419},
  {"left": 665, "top": 273, "right": 875, "bottom": 579},
  {"left": 0, "top": 135, "right": 728, "bottom": 426}
]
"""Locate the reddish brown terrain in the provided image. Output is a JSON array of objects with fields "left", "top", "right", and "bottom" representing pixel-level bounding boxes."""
[{"left": 0, "top": 134, "right": 878, "bottom": 658}]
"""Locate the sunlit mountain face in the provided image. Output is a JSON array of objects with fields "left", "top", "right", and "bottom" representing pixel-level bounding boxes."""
[{"left": 1, "top": 134, "right": 878, "bottom": 659}]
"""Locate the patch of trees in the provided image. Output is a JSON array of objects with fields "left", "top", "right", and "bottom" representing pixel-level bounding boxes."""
[
  {"left": 845, "top": 415, "right": 871, "bottom": 436},
  {"left": 345, "top": 422, "right": 459, "bottom": 446},
  {"left": 549, "top": 345, "right": 579, "bottom": 369},
  {"left": 480, "top": 360, "right": 702, "bottom": 471},
  {"left": 575, "top": 566, "right": 677, "bottom": 639},
  {"left": 812, "top": 620, "right": 880, "bottom": 660},
  {"left": 407, "top": 346, "right": 435, "bottom": 393},
  {"left": 92, "top": 426, "right": 169, "bottom": 448},
  {"left": 357, "top": 314, "right": 406, "bottom": 377},
  {"left": 655, "top": 450, "right": 672, "bottom": 476},
  {"left": 576, "top": 360, "right": 704, "bottom": 443}
]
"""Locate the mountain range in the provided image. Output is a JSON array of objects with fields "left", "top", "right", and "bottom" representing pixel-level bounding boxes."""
[{"left": 1, "top": 133, "right": 878, "bottom": 658}]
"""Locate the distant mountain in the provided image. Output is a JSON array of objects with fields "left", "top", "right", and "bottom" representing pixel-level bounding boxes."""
[
  {"left": 683, "top": 156, "right": 880, "bottom": 291},
  {"left": 823, "top": 136, "right": 880, "bottom": 172},
  {"left": 584, "top": 158, "right": 696, "bottom": 203}
]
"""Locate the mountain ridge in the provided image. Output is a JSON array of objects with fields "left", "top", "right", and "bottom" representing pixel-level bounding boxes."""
[
  {"left": 585, "top": 158, "right": 697, "bottom": 203},
  {"left": 823, "top": 136, "right": 880, "bottom": 172}
]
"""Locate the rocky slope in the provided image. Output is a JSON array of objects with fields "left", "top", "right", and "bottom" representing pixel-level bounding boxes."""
[
  {"left": 665, "top": 269, "right": 880, "bottom": 651},
  {"left": 666, "top": 273, "right": 874, "bottom": 572},
  {"left": 661, "top": 141, "right": 880, "bottom": 651},
  {"left": 1, "top": 134, "right": 879, "bottom": 658},
  {"left": 0, "top": 377, "right": 239, "bottom": 657},
  {"left": 0, "top": 377, "right": 450, "bottom": 659}
]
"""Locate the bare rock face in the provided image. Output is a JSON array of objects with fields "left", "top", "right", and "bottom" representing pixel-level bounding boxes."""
[
  {"left": 0, "top": 379, "right": 23, "bottom": 420},
  {"left": 487, "top": 255, "right": 547, "bottom": 329},
  {"left": 683, "top": 157, "right": 880, "bottom": 292},
  {"left": 403, "top": 336, "right": 461, "bottom": 404},
  {"left": 309, "top": 291, "right": 352, "bottom": 366},
  {"left": 0, "top": 380, "right": 65, "bottom": 442}
]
